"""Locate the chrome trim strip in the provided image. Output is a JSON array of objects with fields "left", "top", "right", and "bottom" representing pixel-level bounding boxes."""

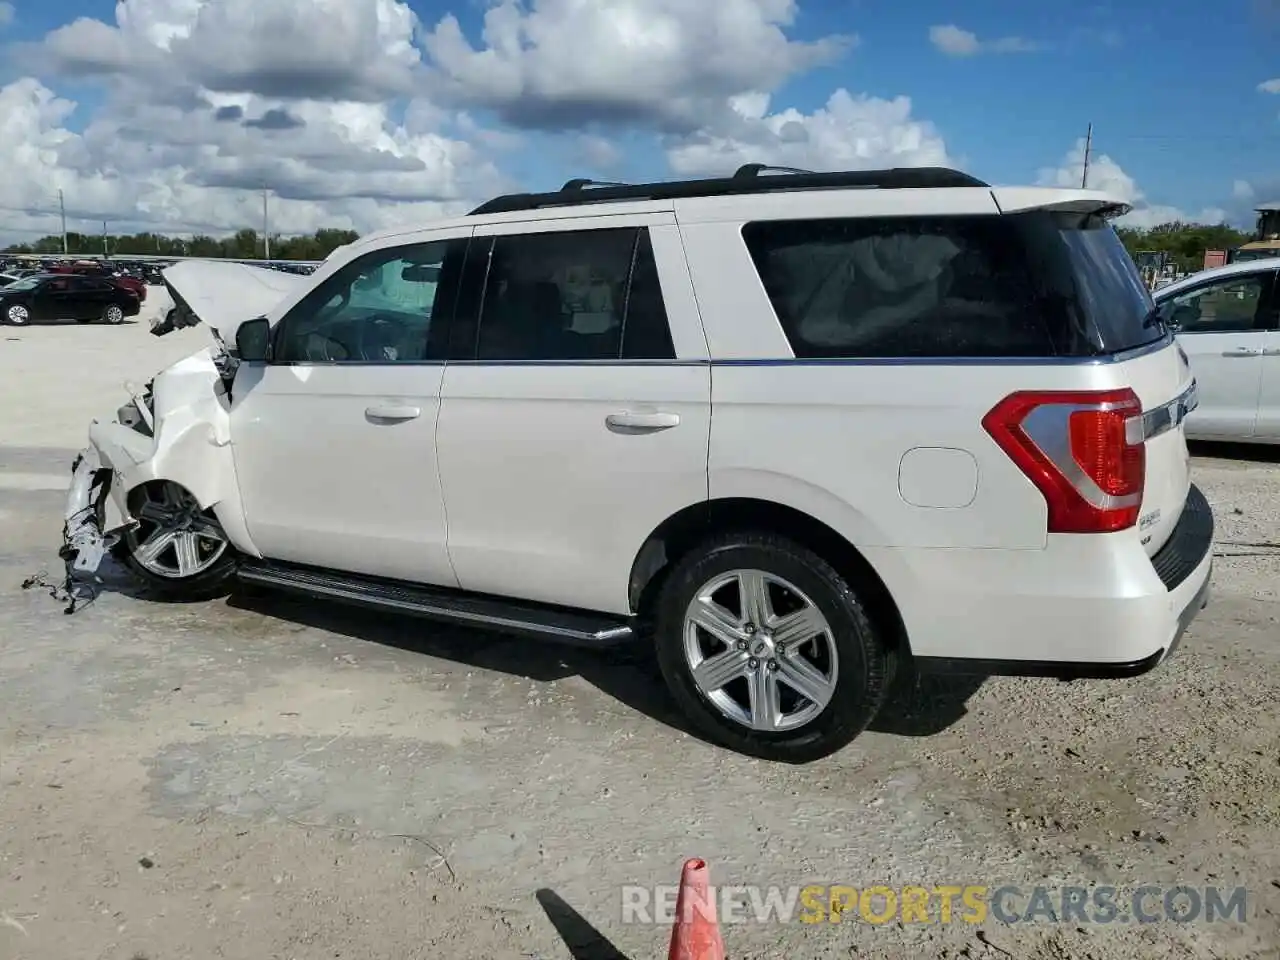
[
  {"left": 1127, "top": 380, "right": 1198, "bottom": 444},
  {"left": 260, "top": 335, "right": 1175, "bottom": 368},
  {"left": 440, "top": 358, "right": 703, "bottom": 367},
  {"left": 708, "top": 334, "right": 1174, "bottom": 368}
]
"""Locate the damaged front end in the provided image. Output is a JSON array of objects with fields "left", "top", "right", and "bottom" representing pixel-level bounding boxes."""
[
  {"left": 58, "top": 259, "right": 298, "bottom": 601},
  {"left": 58, "top": 348, "right": 241, "bottom": 602},
  {"left": 61, "top": 446, "right": 114, "bottom": 578}
]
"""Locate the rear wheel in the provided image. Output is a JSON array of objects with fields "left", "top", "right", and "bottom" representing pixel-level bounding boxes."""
[
  {"left": 121, "top": 481, "right": 237, "bottom": 600},
  {"left": 102, "top": 304, "right": 125, "bottom": 325},
  {"left": 5, "top": 304, "right": 29, "bottom": 326},
  {"left": 653, "top": 531, "right": 894, "bottom": 763}
]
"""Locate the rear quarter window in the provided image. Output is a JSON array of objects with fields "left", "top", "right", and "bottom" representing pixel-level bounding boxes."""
[{"left": 741, "top": 212, "right": 1162, "bottom": 359}]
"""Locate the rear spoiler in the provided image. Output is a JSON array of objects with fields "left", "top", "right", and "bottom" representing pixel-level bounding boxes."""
[{"left": 990, "top": 188, "right": 1132, "bottom": 219}]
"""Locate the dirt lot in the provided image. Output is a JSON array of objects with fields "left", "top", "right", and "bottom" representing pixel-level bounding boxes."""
[{"left": 1, "top": 306, "right": 1278, "bottom": 959}]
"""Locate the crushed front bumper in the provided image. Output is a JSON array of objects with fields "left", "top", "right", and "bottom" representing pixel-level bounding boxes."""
[{"left": 60, "top": 446, "right": 117, "bottom": 578}]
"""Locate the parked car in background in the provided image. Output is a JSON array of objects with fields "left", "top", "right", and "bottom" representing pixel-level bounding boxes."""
[
  {"left": 48, "top": 261, "right": 148, "bottom": 302},
  {"left": 0, "top": 273, "right": 142, "bottom": 326},
  {"left": 1151, "top": 256, "right": 1280, "bottom": 443}
]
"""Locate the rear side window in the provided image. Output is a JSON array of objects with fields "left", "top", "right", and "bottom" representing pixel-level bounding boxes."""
[
  {"left": 463, "top": 227, "right": 675, "bottom": 362},
  {"left": 742, "top": 212, "right": 1161, "bottom": 359}
]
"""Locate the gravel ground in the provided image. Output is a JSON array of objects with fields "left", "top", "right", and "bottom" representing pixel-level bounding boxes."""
[{"left": 1, "top": 309, "right": 1278, "bottom": 959}]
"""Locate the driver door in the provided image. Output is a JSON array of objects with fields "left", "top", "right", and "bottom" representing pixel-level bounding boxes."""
[{"left": 229, "top": 229, "right": 472, "bottom": 585}]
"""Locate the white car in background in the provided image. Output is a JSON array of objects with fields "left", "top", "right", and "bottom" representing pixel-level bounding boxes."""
[{"left": 1152, "top": 257, "right": 1280, "bottom": 443}]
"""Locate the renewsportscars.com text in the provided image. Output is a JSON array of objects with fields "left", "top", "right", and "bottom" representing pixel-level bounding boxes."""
[{"left": 621, "top": 884, "right": 1249, "bottom": 926}]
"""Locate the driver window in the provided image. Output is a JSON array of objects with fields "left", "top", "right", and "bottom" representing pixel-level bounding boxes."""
[
  {"left": 274, "top": 239, "right": 460, "bottom": 363},
  {"left": 1163, "top": 276, "right": 1266, "bottom": 334}
]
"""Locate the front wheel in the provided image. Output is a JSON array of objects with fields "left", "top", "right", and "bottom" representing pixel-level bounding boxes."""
[
  {"left": 653, "top": 531, "right": 894, "bottom": 763},
  {"left": 102, "top": 304, "right": 125, "bottom": 325},
  {"left": 120, "top": 481, "right": 237, "bottom": 601},
  {"left": 5, "top": 304, "right": 29, "bottom": 326}
]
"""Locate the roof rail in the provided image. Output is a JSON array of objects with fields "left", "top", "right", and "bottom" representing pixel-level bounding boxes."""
[
  {"left": 733, "top": 163, "right": 815, "bottom": 178},
  {"left": 468, "top": 164, "right": 990, "bottom": 216},
  {"left": 560, "top": 177, "right": 631, "bottom": 191}
]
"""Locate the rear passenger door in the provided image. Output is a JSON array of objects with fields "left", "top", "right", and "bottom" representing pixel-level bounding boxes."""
[
  {"left": 435, "top": 215, "right": 711, "bottom": 615},
  {"left": 80, "top": 278, "right": 115, "bottom": 318}
]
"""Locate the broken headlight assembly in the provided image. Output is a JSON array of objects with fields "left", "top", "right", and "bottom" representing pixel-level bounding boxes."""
[{"left": 117, "top": 378, "right": 155, "bottom": 436}]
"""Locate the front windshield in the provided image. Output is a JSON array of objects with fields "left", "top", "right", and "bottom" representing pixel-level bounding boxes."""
[{"left": 3, "top": 275, "right": 44, "bottom": 292}]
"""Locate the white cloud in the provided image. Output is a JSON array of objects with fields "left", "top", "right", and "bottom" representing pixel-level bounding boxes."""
[
  {"left": 0, "top": 2, "right": 14, "bottom": 28},
  {"left": 0, "top": 73, "right": 507, "bottom": 242},
  {"left": 1258, "top": 78, "right": 1280, "bottom": 94},
  {"left": 420, "top": 0, "right": 855, "bottom": 132},
  {"left": 1038, "top": 139, "right": 1228, "bottom": 228},
  {"left": 0, "top": 0, "right": 1250, "bottom": 249},
  {"left": 575, "top": 135, "right": 624, "bottom": 171},
  {"left": 1, "top": 0, "right": 932, "bottom": 245},
  {"left": 929, "top": 24, "right": 1037, "bottom": 57},
  {"left": 34, "top": 0, "right": 424, "bottom": 102},
  {"left": 666, "top": 89, "right": 950, "bottom": 176},
  {"left": 1, "top": 0, "right": 520, "bottom": 242}
]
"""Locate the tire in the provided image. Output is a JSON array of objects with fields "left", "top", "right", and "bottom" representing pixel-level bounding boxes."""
[
  {"left": 5, "top": 304, "right": 29, "bottom": 326},
  {"left": 119, "top": 481, "right": 238, "bottom": 601},
  {"left": 653, "top": 531, "right": 894, "bottom": 763},
  {"left": 102, "top": 304, "right": 125, "bottom": 325}
]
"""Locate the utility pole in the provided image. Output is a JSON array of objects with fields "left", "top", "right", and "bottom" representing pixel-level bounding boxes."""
[
  {"left": 1081, "top": 122, "right": 1093, "bottom": 189},
  {"left": 102, "top": 221, "right": 108, "bottom": 258},
  {"left": 262, "top": 185, "right": 271, "bottom": 260},
  {"left": 58, "top": 189, "right": 68, "bottom": 254}
]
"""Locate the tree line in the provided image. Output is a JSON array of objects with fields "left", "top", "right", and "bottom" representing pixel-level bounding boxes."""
[
  {"left": 3, "top": 228, "right": 360, "bottom": 262},
  {"left": 4, "top": 220, "right": 1256, "bottom": 275},
  {"left": 1115, "top": 222, "right": 1253, "bottom": 274}
]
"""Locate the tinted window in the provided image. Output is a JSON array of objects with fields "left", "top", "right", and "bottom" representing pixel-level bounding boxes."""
[
  {"left": 469, "top": 227, "right": 674, "bottom": 361},
  {"left": 274, "top": 239, "right": 465, "bottom": 363},
  {"left": 742, "top": 212, "right": 1160, "bottom": 359},
  {"left": 1159, "top": 275, "right": 1269, "bottom": 334},
  {"left": 621, "top": 230, "right": 675, "bottom": 360},
  {"left": 1022, "top": 212, "right": 1160, "bottom": 353}
]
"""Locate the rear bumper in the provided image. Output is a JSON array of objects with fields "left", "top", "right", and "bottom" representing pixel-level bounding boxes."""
[{"left": 875, "top": 484, "right": 1215, "bottom": 678}]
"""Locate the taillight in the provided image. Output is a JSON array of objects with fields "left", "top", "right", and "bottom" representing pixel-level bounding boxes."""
[{"left": 982, "top": 388, "right": 1145, "bottom": 533}]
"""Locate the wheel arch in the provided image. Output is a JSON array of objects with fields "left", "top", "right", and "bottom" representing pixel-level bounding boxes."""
[{"left": 628, "top": 497, "right": 910, "bottom": 656}]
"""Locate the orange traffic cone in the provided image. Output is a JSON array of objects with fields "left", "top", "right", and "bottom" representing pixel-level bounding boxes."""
[{"left": 667, "top": 858, "right": 726, "bottom": 960}]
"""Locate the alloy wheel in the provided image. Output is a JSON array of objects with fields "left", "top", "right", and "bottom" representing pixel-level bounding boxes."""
[
  {"left": 105, "top": 305, "right": 124, "bottom": 324},
  {"left": 682, "top": 568, "right": 839, "bottom": 732},
  {"left": 125, "top": 482, "right": 229, "bottom": 579},
  {"left": 6, "top": 305, "right": 29, "bottom": 325}
]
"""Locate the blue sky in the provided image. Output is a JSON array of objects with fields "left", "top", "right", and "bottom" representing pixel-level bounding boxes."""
[{"left": 0, "top": 0, "right": 1276, "bottom": 238}]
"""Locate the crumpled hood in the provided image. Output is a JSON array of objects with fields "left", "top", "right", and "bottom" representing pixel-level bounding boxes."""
[{"left": 159, "top": 260, "right": 309, "bottom": 339}]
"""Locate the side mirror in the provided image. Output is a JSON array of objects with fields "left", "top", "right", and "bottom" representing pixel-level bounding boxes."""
[{"left": 236, "top": 316, "right": 271, "bottom": 361}]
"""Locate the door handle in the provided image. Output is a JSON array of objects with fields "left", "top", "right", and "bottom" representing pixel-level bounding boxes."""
[
  {"left": 365, "top": 404, "right": 421, "bottom": 422},
  {"left": 606, "top": 411, "right": 680, "bottom": 433},
  {"left": 1221, "top": 348, "right": 1263, "bottom": 357}
]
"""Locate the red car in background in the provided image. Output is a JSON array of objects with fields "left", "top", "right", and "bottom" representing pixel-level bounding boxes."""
[{"left": 49, "top": 261, "right": 147, "bottom": 302}]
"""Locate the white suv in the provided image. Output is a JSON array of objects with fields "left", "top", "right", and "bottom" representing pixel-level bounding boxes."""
[{"left": 62, "top": 164, "right": 1214, "bottom": 762}]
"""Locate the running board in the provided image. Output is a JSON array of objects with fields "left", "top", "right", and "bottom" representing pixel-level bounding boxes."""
[{"left": 236, "top": 560, "right": 636, "bottom": 647}]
